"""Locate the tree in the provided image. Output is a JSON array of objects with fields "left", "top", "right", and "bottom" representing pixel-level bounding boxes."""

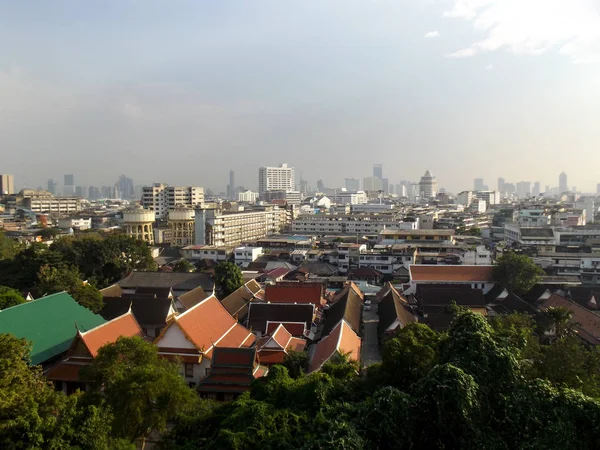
[
  {"left": 0, "top": 231, "right": 20, "bottom": 260},
  {"left": 540, "top": 306, "right": 573, "bottom": 339},
  {"left": 173, "top": 260, "right": 196, "bottom": 273},
  {"left": 81, "top": 336, "right": 198, "bottom": 442},
  {"left": 215, "top": 262, "right": 243, "bottom": 297},
  {"left": 377, "top": 323, "right": 441, "bottom": 386},
  {"left": 71, "top": 283, "right": 104, "bottom": 313},
  {"left": 282, "top": 350, "right": 309, "bottom": 379},
  {"left": 0, "top": 286, "right": 26, "bottom": 309},
  {"left": 38, "top": 228, "right": 60, "bottom": 241},
  {"left": 492, "top": 251, "right": 544, "bottom": 295},
  {"left": 456, "top": 226, "right": 482, "bottom": 237}
]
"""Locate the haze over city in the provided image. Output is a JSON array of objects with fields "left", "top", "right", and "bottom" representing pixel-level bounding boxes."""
[{"left": 1, "top": 0, "right": 599, "bottom": 192}]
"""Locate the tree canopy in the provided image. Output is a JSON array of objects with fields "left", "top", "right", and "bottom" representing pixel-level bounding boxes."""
[
  {"left": 0, "top": 286, "right": 26, "bottom": 310},
  {"left": 492, "top": 251, "right": 544, "bottom": 295},
  {"left": 81, "top": 336, "right": 199, "bottom": 443},
  {"left": 215, "top": 262, "right": 244, "bottom": 297}
]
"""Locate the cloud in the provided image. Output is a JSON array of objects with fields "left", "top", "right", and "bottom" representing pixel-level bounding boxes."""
[
  {"left": 485, "top": 64, "right": 494, "bottom": 70},
  {"left": 424, "top": 30, "right": 440, "bottom": 39},
  {"left": 443, "top": 0, "right": 600, "bottom": 63}
]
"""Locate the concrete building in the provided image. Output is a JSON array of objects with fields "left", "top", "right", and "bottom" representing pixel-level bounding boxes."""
[
  {"left": 58, "top": 217, "right": 92, "bottom": 230},
  {"left": 345, "top": 178, "right": 360, "bottom": 192},
  {"left": 516, "top": 181, "right": 531, "bottom": 198},
  {"left": 262, "top": 190, "right": 302, "bottom": 205},
  {"left": 474, "top": 178, "right": 485, "bottom": 191},
  {"left": 15, "top": 190, "right": 81, "bottom": 214},
  {"left": 373, "top": 164, "right": 383, "bottom": 179},
  {"left": 334, "top": 191, "right": 368, "bottom": 205},
  {"left": 559, "top": 172, "right": 568, "bottom": 194},
  {"left": 122, "top": 207, "right": 156, "bottom": 244},
  {"left": 141, "top": 183, "right": 204, "bottom": 219},
  {"left": 418, "top": 170, "right": 438, "bottom": 199},
  {"left": 0, "top": 174, "right": 14, "bottom": 195},
  {"left": 363, "top": 177, "right": 382, "bottom": 192},
  {"left": 475, "top": 191, "right": 500, "bottom": 206},
  {"left": 457, "top": 191, "right": 473, "bottom": 207},
  {"left": 227, "top": 170, "right": 236, "bottom": 199},
  {"left": 169, "top": 207, "right": 195, "bottom": 247},
  {"left": 180, "top": 245, "right": 229, "bottom": 262},
  {"left": 258, "top": 163, "right": 295, "bottom": 194},
  {"left": 63, "top": 174, "right": 75, "bottom": 196},
  {"left": 238, "top": 190, "right": 259, "bottom": 203},
  {"left": 234, "top": 246, "right": 263, "bottom": 266},
  {"left": 516, "top": 210, "right": 551, "bottom": 227},
  {"left": 292, "top": 214, "right": 404, "bottom": 235},
  {"left": 195, "top": 206, "right": 290, "bottom": 249}
]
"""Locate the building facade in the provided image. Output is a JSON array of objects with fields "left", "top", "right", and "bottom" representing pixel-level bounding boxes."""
[
  {"left": 258, "top": 164, "right": 295, "bottom": 194},
  {"left": 141, "top": 183, "right": 204, "bottom": 219},
  {"left": 418, "top": 170, "right": 438, "bottom": 199},
  {"left": 122, "top": 208, "right": 156, "bottom": 244},
  {"left": 168, "top": 207, "right": 195, "bottom": 247},
  {"left": 0, "top": 174, "right": 14, "bottom": 195}
]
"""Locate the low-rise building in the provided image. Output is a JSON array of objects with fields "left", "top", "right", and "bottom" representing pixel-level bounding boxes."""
[
  {"left": 180, "top": 245, "right": 229, "bottom": 262},
  {"left": 58, "top": 217, "right": 92, "bottom": 230},
  {"left": 234, "top": 246, "right": 263, "bottom": 266}
]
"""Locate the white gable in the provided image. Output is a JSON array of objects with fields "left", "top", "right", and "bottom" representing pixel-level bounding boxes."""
[{"left": 156, "top": 322, "right": 196, "bottom": 349}]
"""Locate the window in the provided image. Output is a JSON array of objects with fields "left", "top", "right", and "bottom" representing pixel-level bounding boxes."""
[{"left": 184, "top": 363, "right": 194, "bottom": 378}]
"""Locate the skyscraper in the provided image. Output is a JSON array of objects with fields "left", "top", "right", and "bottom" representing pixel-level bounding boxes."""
[
  {"left": 559, "top": 172, "right": 568, "bottom": 194},
  {"left": 345, "top": 178, "right": 360, "bottom": 192},
  {"left": 532, "top": 181, "right": 540, "bottom": 196},
  {"left": 227, "top": 170, "right": 235, "bottom": 199},
  {"left": 474, "top": 178, "right": 485, "bottom": 191},
  {"left": 316, "top": 180, "right": 325, "bottom": 192},
  {"left": 258, "top": 163, "right": 295, "bottom": 193},
  {"left": 63, "top": 174, "right": 75, "bottom": 196},
  {"left": 0, "top": 174, "right": 14, "bottom": 195},
  {"left": 373, "top": 164, "right": 383, "bottom": 179},
  {"left": 516, "top": 181, "right": 531, "bottom": 198},
  {"left": 47, "top": 178, "right": 56, "bottom": 195},
  {"left": 498, "top": 177, "right": 505, "bottom": 192},
  {"left": 363, "top": 177, "right": 382, "bottom": 192},
  {"left": 117, "top": 175, "right": 134, "bottom": 199},
  {"left": 419, "top": 170, "right": 438, "bottom": 198}
]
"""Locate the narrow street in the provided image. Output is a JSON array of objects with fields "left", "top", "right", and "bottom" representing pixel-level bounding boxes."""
[{"left": 362, "top": 303, "right": 382, "bottom": 367}]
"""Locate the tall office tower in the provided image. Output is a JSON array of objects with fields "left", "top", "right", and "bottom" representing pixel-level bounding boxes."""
[
  {"left": 316, "top": 180, "right": 325, "bottom": 192},
  {"left": 363, "top": 176, "right": 383, "bottom": 192},
  {"left": 388, "top": 184, "right": 395, "bottom": 195},
  {"left": 299, "top": 179, "right": 308, "bottom": 194},
  {"left": 0, "top": 174, "right": 14, "bottom": 195},
  {"left": 258, "top": 163, "right": 295, "bottom": 193},
  {"left": 419, "top": 170, "right": 438, "bottom": 198},
  {"left": 63, "top": 174, "right": 75, "bottom": 196},
  {"left": 597, "top": 184, "right": 600, "bottom": 194},
  {"left": 396, "top": 183, "right": 407, "bottom": 197},
  {"left": 382, "top": 178, "right": 389, "bottom": 194},
  {"left": 88, "top": 186, "right": 100, "bottom": 200},
  {"left": 47, "top": 178, "right": 56, "bottom": 195},
  {"left": 373, "top": 164, "right": 383, "bottom": 179},
  {"left": 75, "top": 186, "right": 84, "bottom": 197},
  {"left": 498, "top": 177, "right": 505, "bottom": 192},
  {"left": 226, "top": 170, "right": 236, "bottom": 199},
  {"left": 117, "top": 175, "right": 135, "bottom": 199},
  {"left": 345, "top": 178, "right": 360, "bottom": 192},
  {"left": 532, "top": 181, "right": 541, "bottom": 196},
  {"left": 559, "top": 172, "right": 568, "bottom": 194},
  {"left": 516, "top": 181, "right": 531, "bottom": 198},
  {"left": 474, "top": 178, "right": 485, "bottom": 191}
]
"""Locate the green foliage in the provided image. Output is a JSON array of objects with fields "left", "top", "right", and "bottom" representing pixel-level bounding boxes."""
[
  {"left": 38, "top": 228, "right": 60, "bottom": 241},
  {"left": 215, "top": 262, "right": 243, "bottom": 296},
  {"left": 0, "top": 230, "right": 20, "bottom": 260},
  {"left": 81, "top": 336, "right": 198, "bottom": 442},
  {"left": 173, "top": 260, "right": 196, "bottom": 273},
  {"left": 282, "top": 350, "right": 309, "bottom": 378},
  {"left": 0, "top": 286, "right": 26, "bottom": 309},
  {"left": 0, "top": 333, "right": 126, "bottom": 449},
  {"left": 539, "top": 306, "right": 573, "bottom": 339},
  {"left": 493, "top": 251, "right": 544, "bottom": 295},
  {"left": 456, "top": 226, "right": 482, "bottom": 237}
]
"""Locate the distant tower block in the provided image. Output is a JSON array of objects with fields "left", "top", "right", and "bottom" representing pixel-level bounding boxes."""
[
  {"left": 169, "top": 207, "right": 195, "bottom": 247},
  {"left": 123, "top": 207, "right": 156, "bottom": 244}
]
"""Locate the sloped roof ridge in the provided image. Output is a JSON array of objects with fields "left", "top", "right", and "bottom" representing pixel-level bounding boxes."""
[
  {"left": 79, "top": 310, "right": 137, "bottom": 336},
  {"left": 1, "top": 290, "right": 68, "bottom": 311},
  {"left": 174, "top": 293, "right": 219, "bottom": 319}
]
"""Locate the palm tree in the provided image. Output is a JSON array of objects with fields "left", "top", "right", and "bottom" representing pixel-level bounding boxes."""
[{"left": 541, "top": 306, "right": 573, "bottom": 339}]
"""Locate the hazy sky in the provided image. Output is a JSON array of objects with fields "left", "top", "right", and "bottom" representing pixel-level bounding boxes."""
[{"left": 1, "top": 0, "right": 599, "bottom": 193}]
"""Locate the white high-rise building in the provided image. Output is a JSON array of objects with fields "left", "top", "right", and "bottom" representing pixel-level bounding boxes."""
[
  {"left": 258, "top": 163, "right": 295, "bottom": 194},
  {"left": 559, "top": 172, "right": 568, "bottom": 194},
  {"left": 418, "top": 170, "right": 438, "bottom": 198},
  {"left": 141, "top": 183, "right": 204, "bottom": 219},
  {"left": 0, "top": 174, "right": 14, "bottom": 195}
]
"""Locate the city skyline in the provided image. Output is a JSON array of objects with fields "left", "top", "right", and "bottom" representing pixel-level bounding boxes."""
[{"left": 1, "top": 1, "right": 599, "bottom": 192}]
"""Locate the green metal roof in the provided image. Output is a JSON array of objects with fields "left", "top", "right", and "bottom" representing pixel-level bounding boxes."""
[{"left": 0, "top": 291, "right": 106, "bottom": 365}]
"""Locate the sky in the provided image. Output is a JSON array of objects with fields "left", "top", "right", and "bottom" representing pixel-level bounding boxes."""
[{"left": 1, "top": 0, "right": 599, "bottom": 194}]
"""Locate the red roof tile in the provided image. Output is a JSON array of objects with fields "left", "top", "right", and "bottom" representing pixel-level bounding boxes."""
[
  {"left": 80, "top": 312, "right": 143, "bottom": 357},
  {"left": 266, "top": 321, "right": 306, "bottom": 336},
  {"left": 163, "top": 295, "right": 254, "bottom": 356},
  {"left": 265, "top": 284, "right": 326, "bottom": 307},
  {"left": 309, "top": 320, "right": 361, "bottom": 373},
  {"left": 410, "top": 265, "right": 494, "bottom": 282}
]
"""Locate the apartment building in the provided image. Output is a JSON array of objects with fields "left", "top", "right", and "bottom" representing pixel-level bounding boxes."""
[
  {"left": 141, "top": 183, "right": 204, "bottom": 219},
  {"left": 334, "top": 191, "right": 368, "bottom": 205},
  {"left": 292, "top": 214, "right": 404, "bottom": 235},
  {"left": 258, "top": 164, "right": 295, "bottom": 194},
  {"left": 195, "top": 206, "right": 291, "bottom": 249},
  {"left": 11, "top": 190, "right": 82, "bottom": 214}
]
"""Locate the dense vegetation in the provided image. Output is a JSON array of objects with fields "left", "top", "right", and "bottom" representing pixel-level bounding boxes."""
[
  {"left": 164, "top": 310, "right": 600, "bottom": 450},
  {"left": 0, "top": 231, "right": 155, "bottom": 311},
  {"left": 493, "top": 250, "right": 544, "bottom": 294},
  {"left": 215, "top": 261, "right": 244, "bottom": 296}
]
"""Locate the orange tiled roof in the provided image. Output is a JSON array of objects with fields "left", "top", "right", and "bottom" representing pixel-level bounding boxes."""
[
  {"left": 410, "top": 265, "right": 494, "bottom": 282},
  {"left": 79, "top": 312, "right": 143, "bottom": 357},
  {"left": 265, "top": 284, "right": 326, "bottom": 306},
  {"left": 308, "top": 320, "right": 361, "bottom": 373},
  {"left": 257, "top": 324, "right": 307, "bottom": 365},
  {"left": 170, "top": 295, "right": 255, "bottom": 356}
]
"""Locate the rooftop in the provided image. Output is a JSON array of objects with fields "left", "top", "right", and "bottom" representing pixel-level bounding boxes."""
[{"left": 410, "top": 265, "right": 494, "bottom": 282}]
